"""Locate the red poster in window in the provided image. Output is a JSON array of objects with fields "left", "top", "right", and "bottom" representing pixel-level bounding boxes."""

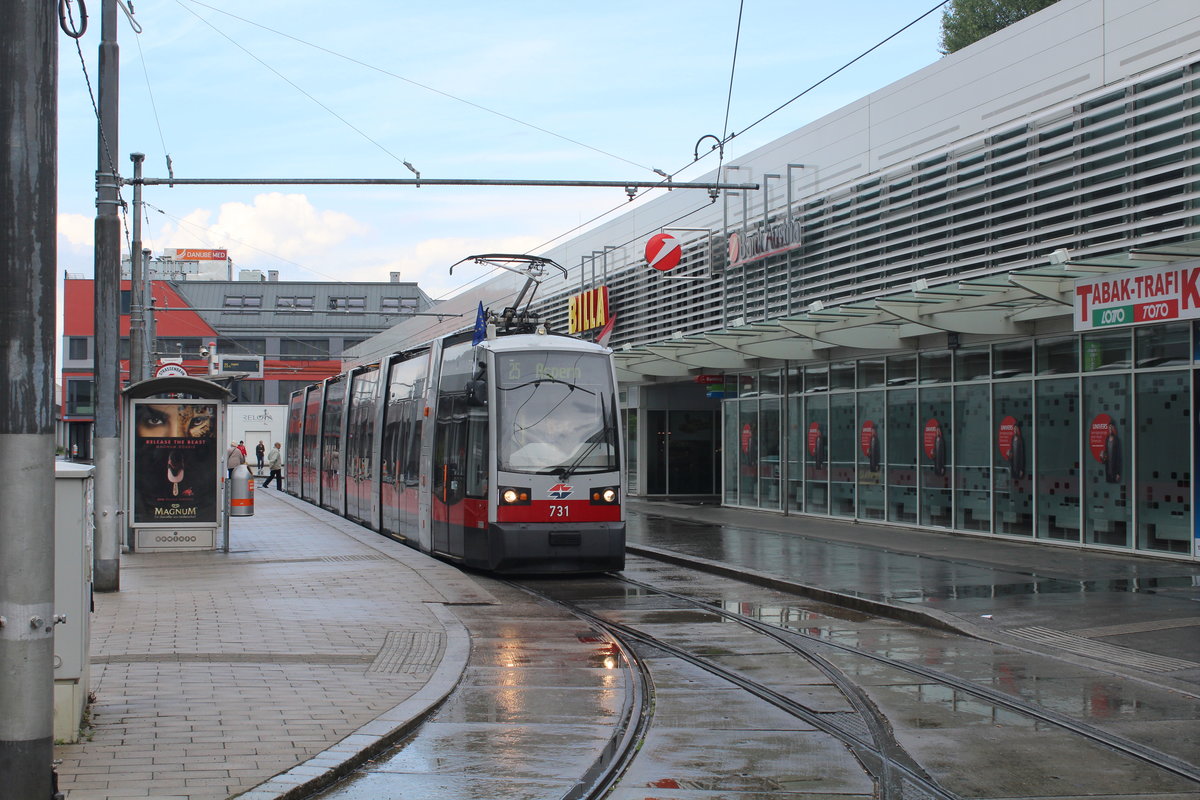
[
  {"left": 741, "top": 423, "right": 753, "bottom": 454},
  {"left": 807, "top": 422, "right": 822, "bottom": 456},
  {"left": 923, "top": 418, "right": 941, "bottom": 459},
  {"left": 998, "top": 415, "right": 1018, "bottom": 460},
  {"left": 860, "top": 420, "right": 876, "bottom": 457},
  {"left": 1089, "top": 413, "right": 1113, "bottom": 463}
]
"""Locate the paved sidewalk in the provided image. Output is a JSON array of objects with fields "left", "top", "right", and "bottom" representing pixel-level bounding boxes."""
[{"left": 54, "top": 489, "right": 493, "bottom": 800}]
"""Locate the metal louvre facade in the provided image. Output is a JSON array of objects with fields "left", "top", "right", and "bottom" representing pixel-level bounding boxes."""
[{"left": 535, "top": 54, "right": 1200, "bottom": 344}]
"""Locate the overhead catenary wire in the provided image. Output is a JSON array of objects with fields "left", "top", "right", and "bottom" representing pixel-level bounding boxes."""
[{"left": 174, "top": 0, "right": 657, "bottom": 176}]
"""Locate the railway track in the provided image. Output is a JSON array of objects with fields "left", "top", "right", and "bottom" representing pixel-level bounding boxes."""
[{"left": 515, "top": 555, "right": 1200, "bottom": 799}]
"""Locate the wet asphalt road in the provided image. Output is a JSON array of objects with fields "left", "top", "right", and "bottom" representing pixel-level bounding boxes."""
[{"left": 312, "top": 505, "right": 1200, "bottom": 799}]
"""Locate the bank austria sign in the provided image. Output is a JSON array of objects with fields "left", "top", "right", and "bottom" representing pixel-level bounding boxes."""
[{"left": 1073, "top": 261, "right": 1200, "bottom": 331}]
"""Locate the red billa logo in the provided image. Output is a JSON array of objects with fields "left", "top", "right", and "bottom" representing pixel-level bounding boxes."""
[{"left": 548, "top": 483, "right": 574, "bottom": 499}]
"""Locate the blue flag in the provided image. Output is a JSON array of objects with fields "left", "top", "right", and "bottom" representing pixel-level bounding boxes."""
[{"left": 471, "top": 302, "right": 487, "bottom": 345}]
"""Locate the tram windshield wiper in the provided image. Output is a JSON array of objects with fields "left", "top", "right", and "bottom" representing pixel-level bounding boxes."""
[
  {"left": 497, "top": 376, "right": 596, "bottom": 395},
  {"left": 557, "top": 401, "right": 614, "bottom": 481}
]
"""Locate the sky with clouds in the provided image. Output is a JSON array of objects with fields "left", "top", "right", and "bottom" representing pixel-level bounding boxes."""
[{"left": 56, "top": 0, "right": 947, "bottom": 301}]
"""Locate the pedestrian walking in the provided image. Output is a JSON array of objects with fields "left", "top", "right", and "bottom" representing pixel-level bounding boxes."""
[
  {"left": 226, "top": 442, "right": 245, "bottom": 479},
  {"left": 262, "top": 442, "right": 284, "bottom": 488},
  {"left": 255, "top": 440, "right": 266, "bottom": 473},
  {"left": 237, "top": 440, "right": 248, "bottom": 458}
]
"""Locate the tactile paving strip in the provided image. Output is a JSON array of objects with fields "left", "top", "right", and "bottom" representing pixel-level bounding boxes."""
[
  {"left": 1006, "top": 626, "right": 1199, "bottom": 672},
  {"left": 367, "top": 629, "right": 445, "bottom": 674}
]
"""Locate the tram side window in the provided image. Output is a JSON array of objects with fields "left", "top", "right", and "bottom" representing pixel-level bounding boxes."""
[{"left": 466, "top": 410, "right": 488, "bottom": 498}]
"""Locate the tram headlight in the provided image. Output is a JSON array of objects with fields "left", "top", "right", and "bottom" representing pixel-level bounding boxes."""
[
  {"left": 590, "top": 486, "right": 619, "bottom": 505},
  {"left": 500, "top": 487, "right": 530, "bottom": 505}
]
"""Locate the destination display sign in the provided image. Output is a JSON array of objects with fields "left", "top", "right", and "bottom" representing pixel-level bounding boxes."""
[{"left": 1073, "top": 262, "right": 1200, "bottom": 331}]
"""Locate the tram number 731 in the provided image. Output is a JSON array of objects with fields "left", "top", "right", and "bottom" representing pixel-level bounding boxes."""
[{"left": 548, "top": 505, "right": 570, "bottom": 518}]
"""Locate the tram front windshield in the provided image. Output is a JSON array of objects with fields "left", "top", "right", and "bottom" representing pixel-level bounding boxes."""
[{"left": 496, "top": 351, "right": 618, "bottom": 476}]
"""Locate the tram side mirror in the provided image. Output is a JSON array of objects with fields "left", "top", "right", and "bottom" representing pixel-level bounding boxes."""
[
  {"left": 465, "top": 378, "right": 487, "bottom": 406},
  {"left": 465, "top": 362, "right": 487, "bottom": 406}
]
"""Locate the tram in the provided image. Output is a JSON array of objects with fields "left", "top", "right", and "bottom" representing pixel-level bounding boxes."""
[{"left": 284, "top": 255, "right": 625, "bottom": 573}]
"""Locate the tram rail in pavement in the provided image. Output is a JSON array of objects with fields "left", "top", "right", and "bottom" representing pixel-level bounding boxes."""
[{"left": 626, "top": 498, "right": 1200, "bottom": 697}]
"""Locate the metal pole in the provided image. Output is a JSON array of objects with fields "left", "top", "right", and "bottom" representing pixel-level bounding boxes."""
[
  {"left": 129, "top": 153, "right": 145, "bottom": 384},
  {"left": 93, "top": 0, "right": 122, "bottom": 592},
  {"left": 142, "top": 248, "right": 153, "bottom": 378},
  {"left": 0, "top": 0, "right": 58, "bottom": 794}
]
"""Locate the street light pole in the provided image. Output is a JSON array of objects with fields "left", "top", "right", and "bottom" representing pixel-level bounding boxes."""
[
  {"left": 0, "top": 2, "right": 58, "bottom": 795},
  {"left": 93, "top": 0, "right": 122, "bottom": 592}
]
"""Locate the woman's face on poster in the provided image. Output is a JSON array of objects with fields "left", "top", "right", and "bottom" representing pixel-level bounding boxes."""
[{"left": 136, "top": 404, "right": 215, "bottom": 439}]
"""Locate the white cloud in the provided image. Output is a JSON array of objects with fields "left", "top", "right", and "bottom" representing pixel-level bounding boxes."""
[{"left": 148, "top": 193, "right": 369, "bottom": 265}]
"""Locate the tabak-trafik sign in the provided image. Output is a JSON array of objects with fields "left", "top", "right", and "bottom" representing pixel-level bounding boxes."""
[{"left": 1073, "top": 262, "right": 1200, "bottom": 331}]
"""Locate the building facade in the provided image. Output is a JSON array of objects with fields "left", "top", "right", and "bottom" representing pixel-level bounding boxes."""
[
  {"left": 349, "top": 0, "right": 1200, "bottom": 560},
  {"left": 61, "top": 271, "right": 432, "bottom": 459}
]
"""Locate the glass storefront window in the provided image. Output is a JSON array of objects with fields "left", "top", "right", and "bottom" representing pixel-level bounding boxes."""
[
  {"left": 1135, "top": 371, "right": 1191, "bottom": 553},
  {"left": 760, "top": 399, "right": 781, "bottom": 510},
  {"left": 787, "top": 395, "right": 804, "bottom": 512},
  {"left": 993, "top": 382, "right": 1033, "bottom": 535},
  {"left": 723, "top": 403, "right": 738, "bottom": 505},
  {"left": 1135, "top": 322, "right": 1190, "bottom": 367},
  {"left": 786, "top": 366, "right": 803, "bottom": 396},
  {"left": 919, "top": 350, "right": 952, "bottom": 384},
  {"left": 760, "top": 369, "right": 782, "bottom": 397},
  {"left": 886, "top": 388, "right": 918, "bottom": 523},
  {"left": 1082, "top": 373, "right": 1130, "bottom": 546},
  {"left": 738, "top": 372, "right": 759, "bottom": 397},
  {"left": 830, "top": 361, "right": 856, "bottom": 390},
  {"left": 738, "top": 401, "right": 760, "bottom": 506},
  {"left": 955, "top": 347, "right": 991, "bottom": 382},
  {"left": 919, "top": 387, "right": 952, "bottom": 526},
  {"left": 1037, "top": 336, "right": 1078, "bottom": 374},
  {"left": 954, "top": 383, "right": 991, "bottom": 531},
  {"left": 994, "top": 341, "right": 1033, "bottom": 378},
  {"left": 830, "top": 394, "right": 856, "bottom": 517},
  {"left": 887, "top": 353, "right": 917, "bottom": 386},
  {"left": 1082, "top": 329, "right": 1132, "bottom": 371},
  {"left": 805, "top": 364, "right": 829, "bottom": 392},
  {"left": 805, "top": 395, "right": 829, "bottom": 513},
  {"left": 857, "top": 359, "right": 885, "bottom": 388},
  {"left": 857, "top": 391, "right": 885, "bottom": 519},
  {"left": 1036, "top": 378, "right": 1081, "bottom": 541}
]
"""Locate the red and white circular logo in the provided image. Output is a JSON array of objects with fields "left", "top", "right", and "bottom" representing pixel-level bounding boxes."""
[{"left": 645, "top": 233, "right": 682, "bottom": 272}]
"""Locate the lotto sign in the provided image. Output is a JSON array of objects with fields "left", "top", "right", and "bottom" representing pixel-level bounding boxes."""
[
  {"left": 1073, "top": 262, "right": 1200, "bottom": 331},
  {"left": 645, "top": 233, "right": 682, "bottom": 272}
]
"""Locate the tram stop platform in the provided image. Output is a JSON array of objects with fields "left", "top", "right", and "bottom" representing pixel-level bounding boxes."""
[{"left": 53, "top": 491, "right": 1200, "bottom": 799}]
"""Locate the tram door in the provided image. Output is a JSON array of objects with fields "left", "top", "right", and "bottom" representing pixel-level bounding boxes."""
[{"left": 431, "top": 394, "right": 466, "bottom": 557}]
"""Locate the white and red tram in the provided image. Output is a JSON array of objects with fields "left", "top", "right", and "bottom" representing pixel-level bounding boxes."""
[{"left": 285, "top": 325, "right": 625, "bottom": 573}]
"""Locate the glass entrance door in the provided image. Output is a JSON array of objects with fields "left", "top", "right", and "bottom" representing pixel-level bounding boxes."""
[{"left": 648, "top": 409, "right": 718, "bottom": 496}]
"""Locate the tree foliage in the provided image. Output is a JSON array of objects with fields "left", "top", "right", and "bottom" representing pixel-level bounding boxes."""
[{"left": 939, "top": 0, "right": 1061, "bottom": 54}]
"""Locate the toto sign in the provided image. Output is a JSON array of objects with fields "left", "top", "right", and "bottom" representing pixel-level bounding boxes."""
[{"left": 645, "top": 232, "right": 682, "bottom": 272}]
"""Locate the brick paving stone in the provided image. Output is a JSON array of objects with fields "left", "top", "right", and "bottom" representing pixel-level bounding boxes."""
[{"left": 54, "top": 490, "right": 482, "bottom": 800}]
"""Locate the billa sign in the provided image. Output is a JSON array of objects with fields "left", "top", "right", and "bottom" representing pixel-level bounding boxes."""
[
  {"left": 568, "top": 286, "right": 609, "bottom": 334},
  {"left": 1073, "top": 262, "right": 1200, "bottom": 331}
]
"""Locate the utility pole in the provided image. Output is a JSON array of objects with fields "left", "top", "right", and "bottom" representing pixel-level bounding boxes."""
[
  {"left": 129, "top": 153, "right": 145, "bottom": 384},
  {"left": 93, "top": 0, "right": 122, "bottom": 591},
  {"left": 0, "top": 1, "right": 59, "bottom": 796}
]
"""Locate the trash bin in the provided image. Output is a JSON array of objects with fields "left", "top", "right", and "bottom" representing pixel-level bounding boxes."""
[{"left": 230, "top": 463, "right": 255, "bottom": 516}]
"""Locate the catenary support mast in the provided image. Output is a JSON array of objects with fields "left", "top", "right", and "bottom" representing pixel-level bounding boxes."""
[
  {"left": 0, "top": 1, "right": 59, "bottom": 795},
  {"left": 93, "top": 0, "right": 122, "bottom": 592}
]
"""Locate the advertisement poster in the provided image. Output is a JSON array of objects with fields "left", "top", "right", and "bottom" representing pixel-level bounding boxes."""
[{"left": 132, "top": 401, "right": 219, "bottom": 525}]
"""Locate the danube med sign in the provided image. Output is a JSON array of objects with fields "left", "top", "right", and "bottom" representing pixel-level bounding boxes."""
[{"left": 1073, "top": 262, "right": 1200, "bottom": 331}]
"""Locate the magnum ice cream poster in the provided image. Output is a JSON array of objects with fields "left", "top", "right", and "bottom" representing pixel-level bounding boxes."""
[{"left": 132, "top": 401, "right": 219, "bottom": 524}]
